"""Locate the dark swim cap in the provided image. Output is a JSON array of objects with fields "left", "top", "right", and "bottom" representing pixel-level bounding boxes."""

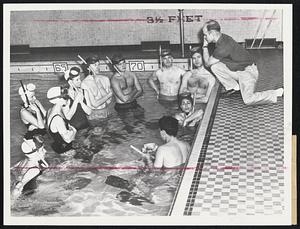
[
  {"left": 86, "top": 55, "right": 100, "bottom": 66},
  {"left": 161, "top": 50, "right": 173, "bottom": 58},
  {"left": 178, "top": 92, "right": 193, "bottom": 108},
  {"left": 111, "top": 53, "right": 125, "bottom": 65}
]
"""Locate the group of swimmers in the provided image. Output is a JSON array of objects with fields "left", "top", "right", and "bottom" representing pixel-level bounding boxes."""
[
  {"left": 12, "top": 45, "right": 213, "bottom": 199},
  {"left": 13, "top": 19, "right": 284, "bottom": 200}
]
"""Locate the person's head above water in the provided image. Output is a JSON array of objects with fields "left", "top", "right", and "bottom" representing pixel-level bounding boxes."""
[
  {"left": 64, "top": 67, "right": 82, "bottom": 88},
  {"left": 82, "top": 55, "right": 100, "bottom": 76},
  {"left": 47, "top": 86, "right": 69, "bottom": 104},
  {"left": 161, "top": 50, "right": 174, "bottom": 68},
  {"left": 158, "top": 116, "right": 178, "bottom": 138},
  {"left": 190, "top": 47, "right": 203, "bottom": 68},
  {"left": 178, "top": 92, "right": 194, "bottom": 114},
  {"left": 111, "top": 53, "right": 126, "bottom": 73},
  {"left": 86, "top": 55, "right": 100, "bottom": 66},
  {"left": 18, "top": 83, "right": 36, "bottom": 104}
]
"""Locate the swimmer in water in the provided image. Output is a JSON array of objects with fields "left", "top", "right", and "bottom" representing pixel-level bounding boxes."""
[
  {"left": 63, "top": 66, "right": 91, "bottom": 130},
  {"left": 18, "top": 83, "right": 47, "bottom": 139},
  {"left": 11, "top": 135, "right": 49, "bottom": 199},
  {"left": 46, "top": 86, "right": 77, "bottom": 154},
  {"left": 110, "top": 53, "right": 143, "bottom": 111},
  {"left": 174, "top": 92, "right": 204, "bottom": 127},
  {"left": 180, "top": 48, "right": 216, "bottom": 103},
  {"left": 144, "top": 116, "right": 191, "bottom": 170},
  {"left": 148, "top": 50, "right": 186, "bottom": 101},
  {"left": 81, "top": 55, "right": 113, "bottom": 119}
]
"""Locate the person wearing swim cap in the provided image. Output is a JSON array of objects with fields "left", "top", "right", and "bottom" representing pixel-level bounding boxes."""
[
  {"left": 18, "top": 83, "right": 47, "bottom": 139},
  {"left": 179, "top": 48, "right": 216, "bottom": 103},
  {"left": 81, "top": 55, "right": 113, "bottom": 119},
  {"left": 144, "top": 116, "right": 190, "bottom": 169},
  {"left": 11, "top": 135, "right": 49, "bottom": 199},
  {"left": 63, "top": 66, "right": 91, "bottom": 130},
  {"left": 46, "top": 86, "right": 77, "bottom": 154},
  {"left": 110, "top": 53, "right": 143, "bottom": 111},
  {"left": 174, "top": 92, "right": 204, "bottom": 127},
  {"left": 148, "top": 50, "right": 186, "bottom": 101}
]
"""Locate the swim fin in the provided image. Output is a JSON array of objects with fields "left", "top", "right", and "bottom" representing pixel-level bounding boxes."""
[
  {"left": 116, "top": 191, "right": 154, "bottom": 206},
  {"left": 105, "top": 175, "right": 134, "bottom": 191}
]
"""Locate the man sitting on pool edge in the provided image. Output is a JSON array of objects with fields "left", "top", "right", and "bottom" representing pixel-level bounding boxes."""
[
  {"left": 143, "top": 116, "right": 191, "bottom": 170},
  {"left": 148, "top": 50, "right": 186, "bottom": 101},
  {"left": 110, "top": 54, "right": 143, "bottom": 111}
]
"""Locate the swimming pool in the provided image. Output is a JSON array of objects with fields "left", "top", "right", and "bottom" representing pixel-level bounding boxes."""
[{"left": 10, "top": 73, "right": 206, "bottom": 216}]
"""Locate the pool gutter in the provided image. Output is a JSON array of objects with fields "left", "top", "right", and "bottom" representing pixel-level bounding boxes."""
[{"left": 168, "top": 81, "right": 221, "bottom": 216}]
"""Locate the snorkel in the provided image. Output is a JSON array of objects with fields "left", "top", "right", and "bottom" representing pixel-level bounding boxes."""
[
  {"left": 20, "top": 80, "right": 30, "bottom": 107},
  {"left": 19, "top": 81, "right": 36, "bottom": 108}
]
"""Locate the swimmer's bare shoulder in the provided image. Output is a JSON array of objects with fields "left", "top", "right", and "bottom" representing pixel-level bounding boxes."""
[
  {"left": 150, "top": 68, "right": 162, "bottom": 80},
  {"left": 174, "top": 65, "right": 186, "bottom": 74},
  {"left": 177, "top": 139, "right": 191, "bottom": 160},
  {"left": 81, "top": 76, "right": 94, "bottom": 88}
]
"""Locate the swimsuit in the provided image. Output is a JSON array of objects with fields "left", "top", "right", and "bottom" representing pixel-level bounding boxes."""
[
  {"left": 48, "top": 114, "right": 73, "bottom": 154},
  {"left": 115, "top": 100, "right": 139, "bottom": 111},
  {"left": 69, "top": 89, "right": 90, "bottom": 130}
]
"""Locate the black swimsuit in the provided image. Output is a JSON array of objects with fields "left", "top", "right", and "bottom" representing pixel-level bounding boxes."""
[
  {"left": 69, "top": 89, "right": 90, "bottom": 130},
  {"left": 48, "top": 114, "right": 73, "bottom": 154}
]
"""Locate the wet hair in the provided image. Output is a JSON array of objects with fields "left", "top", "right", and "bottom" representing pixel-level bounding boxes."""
[
  {"left": 190, "top": 46, "right": 203, "bottom": 57},
  {"left": 110, "top": 53, "right": 125, "bottom": 72},
  {"left": 81, "top": 55, "right": 100, "bottom": 77},
  {"left": 206, "top": 20, "right": 221, "bottom": 32},
  {"left": 178, "top": 92, "right": 193, "bottom": 111},
  {"left": 158, "top": 116, "right": 178, "bottom": 137},
  {"left": 111, "top": 53, "right": 125, "bottom": 65}
]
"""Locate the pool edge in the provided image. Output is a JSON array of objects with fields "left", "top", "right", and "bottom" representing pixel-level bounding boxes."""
[{"left": 168, "top": 81, "right": 221, "bottom": 216}]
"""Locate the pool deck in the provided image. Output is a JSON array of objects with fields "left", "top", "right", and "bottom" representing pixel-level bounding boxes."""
[{"left": 169, "top": 50, "right": 285, "bottom": 216}]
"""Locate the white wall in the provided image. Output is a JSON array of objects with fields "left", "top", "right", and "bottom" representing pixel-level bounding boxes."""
[{"left": 10, "top": 9, "right": 282, "bottom": 47}]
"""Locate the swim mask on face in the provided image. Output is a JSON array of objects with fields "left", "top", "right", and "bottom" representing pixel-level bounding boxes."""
[
  {"left": 178, "top": 92, "right": 193, "bottom": 110},
  {"left": 64, "top": 67, "right": 80, "bottom": 81}
]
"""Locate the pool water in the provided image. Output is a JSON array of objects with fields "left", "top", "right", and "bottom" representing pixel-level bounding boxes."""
[{"left": 10, "top": 73, "right": 205, "bottom": 216}]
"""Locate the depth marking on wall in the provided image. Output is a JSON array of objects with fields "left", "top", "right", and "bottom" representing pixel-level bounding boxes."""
[
  {"left": 11, "top": 59, "right": 190, "bottom": 74},
  {"left": 33, "top": 17, "right": 278, "bottom": 24}
]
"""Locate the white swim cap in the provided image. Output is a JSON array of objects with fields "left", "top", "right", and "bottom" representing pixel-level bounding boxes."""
[
  {"left": 21, "top": 139, "right": 36, "bottom": 154},
  {"left": 47, "top": 86, "right": 69, "bottom": 104},
  {"left": 18, "top": 83, "right": 36, "bottom": 96}
]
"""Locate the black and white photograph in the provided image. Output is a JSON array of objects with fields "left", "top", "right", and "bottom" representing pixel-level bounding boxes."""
[{"left": 3, "top": 3, "right": 293, "bottom": 225}]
